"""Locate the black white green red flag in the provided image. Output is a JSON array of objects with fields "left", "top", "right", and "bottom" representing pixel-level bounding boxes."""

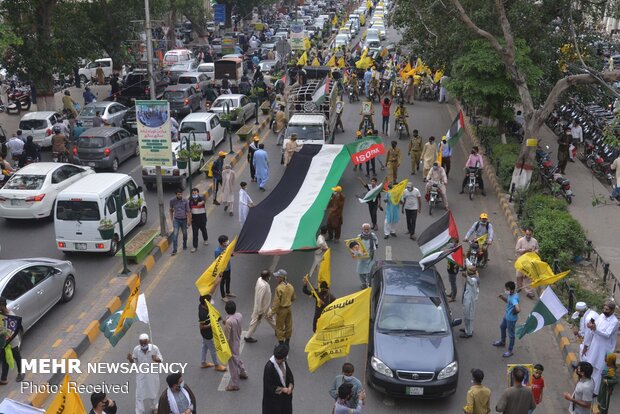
[
  {"left": 445, "top": 110, "right": 465, "bottom": 146},
  {"left": 417, "top": 211, "right": 464, "bottom": 267}
]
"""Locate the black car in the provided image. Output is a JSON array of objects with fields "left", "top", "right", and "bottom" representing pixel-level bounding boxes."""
[
  {"left": 119, "top": 69, "right": 170, "bottom": 104},
  {"left": 162, "top": 85, "right": 202, "bottom": 118},
  {"left": 367, "top": 261, "right": 461, "bottom": 398}
]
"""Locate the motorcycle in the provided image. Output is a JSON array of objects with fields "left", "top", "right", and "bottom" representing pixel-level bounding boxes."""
[
  {"left": 427, "top": 182, "right": 443, "bottom": 215},
  {"left": 6, "top": 87, "right": 31, "bottom": 114},
  {"left": 52, "top": 151, "right": 69, "bottom": 163},
  {"left": 537, "top": 147, "right": 574, "bottom": 204},
  {"left": 466, "top": 166, "right": 480, "bottom": 200},
  {"left": 368, "top": 86, "right": 377, "bottom": 103},
  {"left": 585, "top": 147, "right": 614, "bottom": 185},
  {"left": 347, "top": 84, "right": 358, "bottom": 103},
  {"left": 467, "top": 239, "right": 488, "bottom": 269}
]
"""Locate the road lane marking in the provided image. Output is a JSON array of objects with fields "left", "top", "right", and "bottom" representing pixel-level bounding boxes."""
[
  {"left": 385, "top": 245, "right": 392, "bottom": 260},
  {"left": 217, "top": 330, "right": 248, "bottom": 391}
]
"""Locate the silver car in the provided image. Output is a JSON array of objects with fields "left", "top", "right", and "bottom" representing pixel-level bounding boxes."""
[
  {"left": 77, "top": 102, "right": 129, "bottom": 128},
  {"left": 168, "top": 61, "right": 199, "bottom": 84},
  {"left": 0, "top": 258, "right": 76, "bottom": 334},
  {"left": 209, "top": 94, "right": 257, "bottom": 126}
]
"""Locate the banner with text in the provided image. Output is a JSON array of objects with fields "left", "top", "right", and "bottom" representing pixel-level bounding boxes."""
[
  {"left": 136, "top": 100, "right": 173, "bottom": 168},
  {"left": 345, "top": 136, "right": 385, "bottom": 165}
]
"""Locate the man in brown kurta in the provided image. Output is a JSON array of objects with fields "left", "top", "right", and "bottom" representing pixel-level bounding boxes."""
[{"left": 326, "top": 186, "right": 345, "bottom": 240}]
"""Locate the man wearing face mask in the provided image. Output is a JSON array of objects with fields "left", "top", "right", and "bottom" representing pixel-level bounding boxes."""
[
  {"left": 425, "top": 162, "right": 449, "bottom": 210},
  {"left": 514, "top": 228, "right": 539, "bottom": 298},
  {"left": 127, "top": 334, "right": 163, "bottom": 414},
  {"left": 420, "top": 136, "right": 438, "bottom": 178},
  {"left": 169, "top": 189, "right": 191, "bottom": 256},
  {"left": 89, "top": 392, "right": 117, "bottom": 414},
  {"left": 460, "top": 146, "right": 485, "bottom": 196},
  {"left": 158, "top": 373, "right": 196, "bottom": 414},
  {"left": 385, "top": 141, "right": 401, "bottom": 185},
  {"left": 583, "top": 301, "right": 619, "bottom": 395},
  {"left": 189, "top": 188, "right": 208, "bottom": 253},
  {"left": 329, "top": 363, "right": 363, "bottom": 409}
]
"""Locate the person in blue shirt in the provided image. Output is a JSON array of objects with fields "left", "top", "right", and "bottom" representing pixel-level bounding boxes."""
[
  {"left": 437, "top": 136, "right": 453, "bottom": 177},
  {"left": 83, "top": 86, "right": 96, "bottom": 105},
  {"left": 363, "top": 68, "right": 373, "bottom": 97},
  {"left": 493, "top": 281, "right": 520, "bottom": 358},
  {"left": 214, "top": 235, "right": 234, "bottom": 302}
]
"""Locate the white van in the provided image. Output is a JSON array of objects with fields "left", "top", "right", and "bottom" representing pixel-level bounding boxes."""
[
  {"left": 164, "top": 49, "right": 194, "bottom": 67},
  {"left": 54, "top": 174, "right": 147, "bottom": 255},
  {"left": 179, "top": 113, "right": 226, "bottom": 153}
]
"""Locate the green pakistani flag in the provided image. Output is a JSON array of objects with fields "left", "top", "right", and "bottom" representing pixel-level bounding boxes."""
[
  {"left": 516, "top": 287, "right": 567, "bottom": 339},
  {"left": 100, "top": 310, "right": 135, "bottom": 347},
  {"left": 358, "top": 183, "right": 383, "bottom": 203}
]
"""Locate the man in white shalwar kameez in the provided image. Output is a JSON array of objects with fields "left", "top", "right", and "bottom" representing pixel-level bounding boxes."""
[
  {"left": 127, "top": 333, "right": 162, "bottom": 414},
  {"left": 244, "top": 270, "right": 276, "bottom": 343},
  {"left": 583, "top": 301, "right": 619, "bottom": 394},
  {"left": 221, "top": 164, "right": 236, "bottom": 216},
  {"left": 571, "top": 301, "right": 599, "bottom": 361},
  {"left": 238, "top": 181, "right": 253, "bottom": 226},
  {"left": 460, "top": 265, "right": 479, "bottom": 338}
]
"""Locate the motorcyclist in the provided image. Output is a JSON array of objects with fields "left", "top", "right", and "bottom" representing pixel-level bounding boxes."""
[
  {"left": 71, "top": 120, "right": 86, "bottom": 144},
  {"left": 51, "top": 125, "right": 70, "bottom": 161},
  {"left": 394, "top": 103, "right": 410, "bottom": 137},
  {"left": 358, "top": 98, "right": 375, "bottom": 132},
  {"left": 83, "top": 86, "right": 96, "bottom": 105},
  {"left": 463, "top": 213, "right": 494, "bottom": 263},
  {"left": 204, "top": 83, "right": 218, "bottom": 104},
  {"left": 349, "top": 73, "right": 359, "bottom": 101},
  {"left": 460, "top": 146, "right": 486, "bottom": 196},
  {"left": 425, "top": 161, "right": 448, "bottom": 210},
  {"left": 20, "top": 135, "right": 40, "bottom": 166},
  {"left": 62, "top": 90, "right": 78, "bottom": 119}
]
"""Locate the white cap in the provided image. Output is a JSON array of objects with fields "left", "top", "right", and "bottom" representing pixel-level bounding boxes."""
[
  {"left": 139, "top": 333, "right": 149, "bottom": 341},
  {"left": 575, "top": 302, "right": 587, "bottom": 311}
]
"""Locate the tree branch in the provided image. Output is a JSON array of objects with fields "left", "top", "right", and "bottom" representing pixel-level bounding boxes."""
[
  {"left": 495, "top": 0, "right": 515, "bottom": 63},
  {"left": 450, "top": 0, "right": 503, "bottom": 55},
  {"left": 412, "top": 1, "right": 438, "bottom": 44}
]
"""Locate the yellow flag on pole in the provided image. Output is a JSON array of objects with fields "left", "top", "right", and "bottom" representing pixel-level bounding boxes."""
[
  {"left": 403, "top": 62, "right": 412, "bottom": 73},
  {"left": 311, "top": 57, "right": 320, "bottom": 67},
  {"left": 514, "top": 252, "right": 571, "bottom": 288},
  {"left": 332, "top": 15, "right": 338, "bottom": 26},
  {"left": 476, "top": 233, "right": 488, "bottom": 247},
  {"left": 304, "top": 274, "right": 322, "bottom": 307},
  {"left": 195, "top": 237, "right": 237, "bottom": 295},
  {"left": 436, "top": 141, "right": 443, "bottom": 166},
  {"left": 303, "top": 38, "right": 311, "bottom": 50},
  {"left": 434, "top": 69, "right": 444, "bottom": 83},
  {"left": 114, "top": 277, "right": 140, "bottom": 334},
  {"left": 297, "top": 51, "right": 308, "bottom": 66},
  {"left": 389, "top": 179, "right": 409, "bottom": 205},
  {"left": 205, "top": 300, "right": 232, "bottom": 364},
  {"left": 326, "top": 55, "right": 336, "bottom": 67},
  {"left": 45, "top": 374, "right": 86, "bottom": 414},
  {"left": 338, "top": 56, "right": 345, "bottom": 68},
  {"left": 318, "top": 248, "right": 331, "bottom": 287},
  {"left": 305, "top": 288, "right": 371, "bottom": 372}
]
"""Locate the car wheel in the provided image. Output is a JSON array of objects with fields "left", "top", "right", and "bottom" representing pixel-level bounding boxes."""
[
  {"left": 138, "top": 207, "right": 148, "bottom": 226},
  {"left": 61, "top": 275, "right": 76, "bottom": 303},
  {"left": 108, "top": 236, "right": 118, "bottom": 256},
  {"left": 111, "top": 158, "right": 119, "bottom": 172}
]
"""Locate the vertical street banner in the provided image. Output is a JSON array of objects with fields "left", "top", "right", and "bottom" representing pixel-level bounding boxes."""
[
  {"left": 345, "top": 136, "right": 385, "bottom": 165},
  {"left": 213, "top": 4, "right": 226, "bottom": 24},
  {"left": 290, "top": 21, "right": 305, "bottom": 51},
  {"left": 136, "top": 100, "right": 173, "bottom": 168}
]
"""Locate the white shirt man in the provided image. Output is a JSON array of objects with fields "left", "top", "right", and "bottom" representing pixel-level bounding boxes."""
[
  {"left": 401, "top": 185, "right": 421, "bottom": 239},
  {"left": 127, "top": 334, "right": 162, "bottom": 414},
  {"left": 6, "top": 135, "right": 24, "bottom": 159},
  {"left": 244, "top": 271, "right": 276, "bottom": 343},
  {"left": 572, "top": 302, "right": 599, "bottom": 361},
  {"left": 238, "top": 183, "right": 254, "bottom": 225},
  {"left": 570, "top": 122, "right": 583, "bottom": 143},
  {"left": 583, "top": 301, "right": 619, "bottom": 394}
]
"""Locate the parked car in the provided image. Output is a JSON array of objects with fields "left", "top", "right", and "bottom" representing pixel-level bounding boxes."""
[
  {"left": 179, "top": 112, "right": 226, "bottom": 153},
  {"left": 197, "top": 63, "right": 215, "bottom": 80},
  {"left": 0, "top": 258, "right": 76, "bottom": 334},
  {"left": 367, "top": 261, "right": 461, "bottom": 398},
  {"left": 78, "top": 58, "right": 113, "bottom": 84},
  {"left": 0, "top": 163, "right": 94, "bottom": 219},
  {"left": 167, "top": 61, "right": 199, "bottom": 84},
  {"left": 142, "top": 141, "right": 204, "bottom": 190},
  {"left": 209, "top": 94, "right": 256, "bottom": 126},
  {"left": 258, "top": 60, "right": 278, "bottom": 74},
  {"left": 77, "top": 102, "right": 129, "bottom": 128},
  {"left": 177, "top": 72, "right": 210, "bottom": 97},
  {"left": 119, "top": 69, "right": 170, "bottom": 103},
  {"left": 74, "top": 127, "right": 139, "bottom": 171},
  {"left": 18, "top": 111, "right": 64, "bottom": 148},
  {"left": 162, "top": 85, "right": 202, "bottom": 118}
]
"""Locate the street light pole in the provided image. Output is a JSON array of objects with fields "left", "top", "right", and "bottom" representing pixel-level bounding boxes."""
[
  {"left": 115, "top": 195, "right": 130, "bottom": 275},
  {"left": 182, "top": 132, "right": 195, "bottom": 192},
  {"left": 224, "top": 101, "right": 233, "bottom": 154}
]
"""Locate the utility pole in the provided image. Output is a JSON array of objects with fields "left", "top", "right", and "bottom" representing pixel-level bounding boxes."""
[{"left": 144, "top": 0, "right": 167, "bottom": 237}]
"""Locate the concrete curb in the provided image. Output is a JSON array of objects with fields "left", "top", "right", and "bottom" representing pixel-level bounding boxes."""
[
  {"left": 26, "top": 115, "right": 271, "bottom": 408},
  {"left": 552, "top": 322, "right": 581, "bottom": 384}
]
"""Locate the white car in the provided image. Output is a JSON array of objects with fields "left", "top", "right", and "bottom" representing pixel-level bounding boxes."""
[
  {"left": 372, "top": 23, "right": 386, "bottom": 40},
  {"left": 334, "top": 34, "right": 349, "bottom": 49},
  {"left": 197, "top": 63, "right": 215, "bottom": 80},
  {"left": 0, "top": 163, "right": 94, "bottom": 219},
  {"left": 209, "top": 94, "right": 256, "bottom": 126},
  {"left": 18, "top": 112, "right": 65, "bottom": 148}
]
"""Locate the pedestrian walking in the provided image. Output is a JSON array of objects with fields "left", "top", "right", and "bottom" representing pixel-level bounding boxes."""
[
  {"left": 283, "top": 134, "right": 300, "bottom": 166},
  {"left": 238, "top": 182, "right": 254, "bottom": 226},
  {"left": 438, "top": 136, "right": 452, "bottom": 177},
  {"left": 157, "top": 373, "right": 196, "bottom": 414},
  {"left": 96, "top": 64, "right": 105, "bottom": 85},
  {"left": 515, "top": 228, "right": 539, "bottom": 298},
  {"left": 597, "top": 353, "right": 617, "bottom": 414},
  {"left": 496, "top": 367, "right": 536, "bottom": 414},
  {"left": 212, "top": 152, "right": 225, "bottom": 204},
  {"left": 215, "top": 235, "right": 234, "bottom": 301},
  {"left": 326, "top": 186, "right": 345, "bottom": 241},
  {"left": 198, "top": 294, "right": 227, "bottom": 371},
  {"left": 302, "top": 279, "right": 335, "bottom": 332},
  {"left": 401, "top": 182, "right": 421, "bottom": 239},
  {"left": 463, "top": 368, "right": 491, "bottom": 414},
  {"left": 381, "top": 97, "right": 391, "bottom": 135},
  {"left": 309, "top": 225, "right": 328, "bottom": 279},
  {"left": 460, "top": 265, "right": 480, "bottom": 338},
  {"left": 245, "top": 270, "right": 277, "bottom": 343},
  {"left": 89, "top": 392, "right": 118, "bottom": 414},
  {"left": 531, "top": 364, "right": 545, "bottom": 411},
  {"left": 262, "top": 344, "right": 294, "bottom": 414},
  {"left": 0, "top": 297, "right": 23, "bottom": 383},
  {"left": 271, "top": 269, "right": 296, "bottom": 345},
  {"left": 420, "top": 136, "right": 438, "bottom": 178},
  {"left": 557, "top": 127, "right": 571, "bottom": 174},
  {"left": 383, "top": 187, "right": 400, "bottom": 239},
  {"left": 583, "top": 301, "right": 619, "bottom": 394},
  {"left": 127, "top": 334, "right": 162, "bottom": 414},
  {"left": 408, "top": 130, "right": 423, "bottom": 175},
  {"left": 356, "top": 223, "right": 378, "bottom": 288},
  {"left": 562, "top": 362, "right": 594, "bottom": 414},
  {"left": 224, "top": 301, "right": 248, "bottom": 391},
  {"left": 221, "top": 164, "right": 236, "bottom": 216},
  {"left": 572, "top": 301, "right": 598, "bottom": 361},
  {"left": 274, "top": 105, "right": 287, "bottom": 146},
  {"left": 385, "top": 141, "right": 401, "bottom": 185},
  {"left": 493, "top": 281, "right": 520, "bottom": 358},
  {"left": 189, "top": 188, "right": 208, "bottom": 253},
  {"left": 329, "top": 363, "right": 363, "bottom": 409},
  {"left": 334, "top": 383, "right": 366, "bottom": 413},
  {"left": 253, "top": 143, "right": 269, "bottom": 191},
  {"left": 248, "top": 135, "right": 259, "bottom": 182},
  {"left": 169, "top": 188, "right": 190, "bottom": 256},
  {"left": 357, "top": 177, "right": 382, "bottom": 230}
]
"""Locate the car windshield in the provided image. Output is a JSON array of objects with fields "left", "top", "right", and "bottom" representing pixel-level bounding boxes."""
[
  {"left": 125, "top": 74, "right": 147, "bottom": 86},
  {"left": 377, "top": 294, "right": 449, "bottom": 333},
  {"left": 80, "top": 106, "right": 106, "bottom": 117},
  {"left": 19, "top": 120, "right": 48, "bottom": 130},
  {"left": 4, "top": 175, "right": 46, "bottom": 190},
  {"left": 78, "top": 137, "right": 106, "bottom": 148},
  {"left": 56, "top": 200, "right": 101, "bottom": 221},
  {"left": 286, "top": 125, "right": 324, "bottom": 141},
  {"left": 180, "top": 122, "right": 206, "bottom": 133},
  {"left": 198, "top": 66, "right": 214, "bottom": 73},
  {"left": 212, "top": 98, "right": 238, "bottom": 108},
  {"left": 163, "top": 91, "right": 185, "bottom": 100},
  {"left": 368, "top": 41, "right": 380, "bottom": 48},
  {"left": 165, "top": 55, "right": 179, "bottom": 63}
]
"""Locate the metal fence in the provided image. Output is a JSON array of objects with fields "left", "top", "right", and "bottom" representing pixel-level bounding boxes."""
[{"left": 584, "top": 241, "right": 620, "bottom": 303}]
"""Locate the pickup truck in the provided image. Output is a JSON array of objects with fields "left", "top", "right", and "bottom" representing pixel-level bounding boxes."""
[
  {"left": 78, "top": 58, "right": 113, "bottom": 84},
  {"left": 118, "top": 69, "right": 170, "bottom": 105}
]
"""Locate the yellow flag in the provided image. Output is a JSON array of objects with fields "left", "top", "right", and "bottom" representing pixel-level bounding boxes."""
[
  {"left": 338, "top": 56, "right": 345, "bottom": 69},
  {"left": 304, "top": 274, "right": 322, "bottom": 307},
  {"left": 355, "top": 56, "right": 373, "bottom": 69},
  {"left": 195, "top": 237, "right": 237, "bottom": 295},
  {"left": 380, "top": 47, "right": 388, "bottom": 58},
  {"left": 389, "top": 179, "right": 409, "bottom": 205},
  {"left": 514, "top": 252, "right": 571, "bottom": 287},
  {"left": 436, "top": 142, "right": 443, "bottom": 166},
  {"left": 303, "top": 38, "right": 311, "bottom": 50},
  {"left": 326, "top": 55, "right": 336, "bottom": 67},
  {"left": 403, "top": 62, "right": 412, "bottom": 73},
  {"left": 476, "top": 233, "right": 488, "bottom": 247},
  {"left": 434, "top": 69, "right": 444, "bottom": 83},
  {"left": 360, "top": 48, "right": 368, "bottom": 59},
  {"left": 205, "top": 300, "right": 232, "bottom": 364},
  {"left": 305, "top": 288, "right": 370, "bottom": 372},
  {"left": 45, "top": 375, "right": 86, "bottom": 414},
  {"left": 530, "top": 270, "right": 571, "bottom": 288},
  {"left": 297, "top": 51, "right": 308, "bottom": 66},
  {"left": 114, "top": 277, "right": 140, "bottom": 334},
  {"left": 311, "top": 57, "right": 320, "bottom": 67},
  {"left": 416, "top": 57, "right": 423, "bottom": 68},
  {"left": 332, "top": 15, "right": 337, "bottom": 26},
  {"left": 318, "top": 248, "right": 331, "bottom": 287}
]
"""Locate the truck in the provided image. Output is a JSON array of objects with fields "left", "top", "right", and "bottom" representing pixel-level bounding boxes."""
[{"left": 78, "top": 58, "right": 113, "bottom": 84}]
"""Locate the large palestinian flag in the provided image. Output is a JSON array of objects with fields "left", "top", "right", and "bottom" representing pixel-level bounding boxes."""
[
  {"left": 417, "top": 211, "right": 464, "bottom": 268},
  {"left": 445, "top": 110, "right": 465, "bottom": 146},
  {"left": 235, "top": 144, "right": 349, "bottom": 254}
]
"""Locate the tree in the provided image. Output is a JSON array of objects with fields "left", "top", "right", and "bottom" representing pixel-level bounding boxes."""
[{"left": 393, "top": 0, "right": 620, "bottom": 188}]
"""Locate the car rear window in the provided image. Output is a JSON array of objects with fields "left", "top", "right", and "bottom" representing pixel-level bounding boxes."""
[
  {"left": 19, "top": 120, "right": 48, "bottom": 130},
  {"left": 80, "top": 106, "right": 106, "bottom": 117},
  {"left": 4, "top": 175, "right": 46, "bottom": 190},
  {"left": 180, "top": 122, "right": 206, "bottom": 133},
  {"left": 165, "top": 55, "right": 179, "bottom": 63},
  {"left": 56, "top": 200, "right": 101, "bottom": 221},
  {"left": 177, "top": 77, "right": 197, "bottom": 84},
  {"left": 79, "top": 137, "right": 106, "bottom": 148},
  {"left": 212, "top": 98, "right": 237, "bottom": 108},
  {"left": 163, "top": 91, "right": 186, "bottom": 100}
]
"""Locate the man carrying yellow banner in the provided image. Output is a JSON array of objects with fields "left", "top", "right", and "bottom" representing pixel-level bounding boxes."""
[
  {"left": 514, "top": 228, "right": 540, "bottom": 298},
  {"left": 195, "top": 236, "right": 236, "bottom": 296},
  {"left": 514, "top": 251, "right": 570, "bottom": 289},
  {"left": 206, "top": 299, "right": 232, "bottom": 365},
  {"left": 45, "top": 374, "right": 87, "bottom": 414},
  {"left": 302, "top": 276, "right": 336, "bottom": 332},
  {"left": 388, "top": 178, "right": 408, "bottom": 205},
  {"left": 297, "top": 51, "right": 308, "bottom": 66},
  {"left": 305, "top": 288, "right": 371, "bottom": 372},
  {"left": 115, "top": 277, "right": 140, "bottom": 335}
]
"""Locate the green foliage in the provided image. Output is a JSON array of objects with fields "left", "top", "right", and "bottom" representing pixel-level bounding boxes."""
[
  {"left": 521, "top": 194, "right": 568, "bottom": 223},
  {"left": 553, "top": 276, "right": 608, "bottom": 312},
  {"left": 491, "top": 143, "right": 520, "bottom": 191}
]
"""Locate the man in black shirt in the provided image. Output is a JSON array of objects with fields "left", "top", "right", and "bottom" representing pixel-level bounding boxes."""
[{"left": 198, "top": 294, "right": 227, "bottom": 371}]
